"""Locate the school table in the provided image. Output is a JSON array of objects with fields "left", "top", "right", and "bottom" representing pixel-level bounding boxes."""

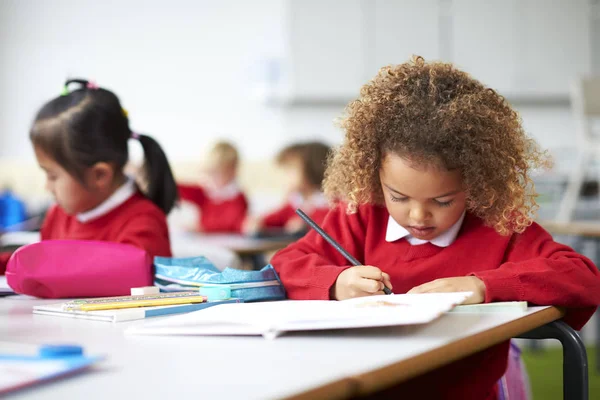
[
  {"left": 195, "top": 233, "right": 294, "bottom": 257},
  {"left": 540, "top": 219, "right": 600, "bottom": 372},
  {"left": 0, "top": 297, "right": 587, "bottom": 399},
  {"left": 174, "top": 233, "right": 295, "bottom": 268}
]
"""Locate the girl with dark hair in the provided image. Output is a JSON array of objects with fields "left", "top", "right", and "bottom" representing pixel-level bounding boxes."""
[{"left": 30, "top": 78, "right": 176, "bottom": 258}]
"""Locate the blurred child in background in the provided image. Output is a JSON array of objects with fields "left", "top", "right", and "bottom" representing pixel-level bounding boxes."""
[
  {"left": 178, "top": 141, "right": 248, "bottom": 233},
  {"left": 243, "top": 141, "right": 330, "bottom": 236},
  {"left": 30, "top": 79, "right": 175, "bottom": 260}
]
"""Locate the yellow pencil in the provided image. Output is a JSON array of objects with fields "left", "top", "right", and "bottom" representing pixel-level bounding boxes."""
[{"left": 67, "top": 296, "right": 206, "bottom": 312}]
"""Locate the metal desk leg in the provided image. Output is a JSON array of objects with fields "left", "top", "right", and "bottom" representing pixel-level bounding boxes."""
[{"left": 517, "top": 320, "right": 588, "bottom": 400}]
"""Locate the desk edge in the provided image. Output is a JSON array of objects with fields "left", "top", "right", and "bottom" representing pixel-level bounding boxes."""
[{"left": 283, "top": 306, "right": 564, "bottom": 400}]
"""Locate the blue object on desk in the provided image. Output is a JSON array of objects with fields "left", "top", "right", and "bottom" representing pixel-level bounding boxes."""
[
  {"left": 0, "top": 343, "right": 102, "bottom": 395},
  {"left": 0, "top": 189, "right": 27, "bottom": 230},
  {"left": 154, "top": 256, "right": 286, "bottom": 302},
  {"left": 39, "top": 344, "right": 84, "bottom": 358},
  {"left": 199, "top": 285, "right": 232, "bottom": 301}
]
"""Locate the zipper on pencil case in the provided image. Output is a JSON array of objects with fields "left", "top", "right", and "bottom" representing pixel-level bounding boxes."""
[{"left": 154, "top": 275, "right": 281, "bottom": 289}]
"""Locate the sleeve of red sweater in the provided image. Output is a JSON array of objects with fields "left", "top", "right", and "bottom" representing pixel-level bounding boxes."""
[
  {"left": 177, "top": 184, "right": 206, "bottom": 208},
  {"left": 261, "top": 203, "right": 295, "bottom": 228},
  {"left": 0, "top": 252, "right": 11, "bottom": 275},
  {"left": 230, "top": 194, "right": 250, "bottom": 232},
  {"left": 115, "top": 211, "right": 172, "bottom": 258},
  {"left": 271, "top": 205, "right": 366, "bottom": 300},
  {"left": 40, "top": 205, "right": 58, "bottom": 240},
  {"left": 473, "top": 222, "right": 600, "bottom": 330}
]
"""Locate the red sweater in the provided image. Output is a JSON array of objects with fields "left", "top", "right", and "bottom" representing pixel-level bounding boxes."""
[
  {"left": 263, "top": 203, "right": 329, "bottom": 229},
  {"left": 178, "top": 184, "right": 248, "bottom": 233},
  {"left": 41, "top": 193, "right": 171, "bottom": 258},
  {"left": 271, "top": 204, "right": 600, "bottom": 399}
]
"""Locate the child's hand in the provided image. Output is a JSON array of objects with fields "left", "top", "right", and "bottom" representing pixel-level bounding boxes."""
[
  {"left": 242, "top": 217, "right": 262, "bottom": 235},
  {"left": 407, "top": 277, "right": 486, "bottom": 304},
  {"left": 284, "top": 217, "right": 306, "bottom": 234},
  {"left": 332, "top": 266, "right": 393, "bottom": 300}
]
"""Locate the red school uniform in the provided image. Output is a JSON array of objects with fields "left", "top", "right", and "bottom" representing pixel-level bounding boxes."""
[
  {"left": 270, "top": 203, "right": 600, "bottom": 399},
  {"left": 42, "top": 186, "right": 171, "bottom": 258},
  {"left": 178, "top": 182, "right": 248, "bottom": 233},
  {"left": 262, "top": 191, "right": 329, "bottom": 228}
]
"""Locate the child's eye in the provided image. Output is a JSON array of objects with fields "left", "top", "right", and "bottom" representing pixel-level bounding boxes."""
[
  {"left": 390, "top": 196, "right": 408, "bottom": 203},
  {"left": 435, "top": 199, "right": 454, "bottom": 207}
]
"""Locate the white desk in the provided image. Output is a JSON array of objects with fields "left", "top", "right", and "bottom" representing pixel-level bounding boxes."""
[{"left": 0, "top": 296, "right": 563, "bottom": 399}]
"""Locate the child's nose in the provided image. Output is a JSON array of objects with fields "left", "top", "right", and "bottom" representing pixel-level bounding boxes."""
[{"left": 409, "top": 205, "right": 430, "bottom": 222}]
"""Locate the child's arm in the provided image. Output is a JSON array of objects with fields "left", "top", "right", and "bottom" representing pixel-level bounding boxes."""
[
  {"left": 230, "top": 194, "right": 250, "bottom": 233},
  {"left": 242, "top": 203, "right": 295, "bottom": 235},
  {"left": 177, "top": 184, "right": 207, "bottom": 208},
  {"left": 270, "top": 205, "right": 370, "bottom": 299},
  {"left": 39, "top": 205, "right": 59, "bottom": 240},
  {"left": 473, "top": 222, "right": 600, "bottom": 329},
  {"left": 115, "top": 210, "right": 171, "bottom": 258},
  {"left": 261, "top": 203, "right": 295, "bottom": 228}
]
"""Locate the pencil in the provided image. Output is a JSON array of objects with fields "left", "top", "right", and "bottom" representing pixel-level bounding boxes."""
[{"left": 296, "top": 209, "right": 393, "bottom": 295}]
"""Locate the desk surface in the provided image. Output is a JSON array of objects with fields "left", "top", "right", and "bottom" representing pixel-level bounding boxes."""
[
  {"left": 173, "top": 232, "right": 295, "bottom": 256},
  {"left": 0, "top": 297, "right": 562, "bottom": 400},
  {"left": 541, "top": 220, "right": 600, "bottom": 237}
]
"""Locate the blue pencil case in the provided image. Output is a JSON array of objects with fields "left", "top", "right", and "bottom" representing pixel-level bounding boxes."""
[{"left": 153, "top": 256, "right": 286, "bottom": 302}]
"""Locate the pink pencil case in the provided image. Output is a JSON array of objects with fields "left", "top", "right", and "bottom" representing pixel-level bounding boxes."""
[{"left": 6, "top": 240, "right": 153, "bottom": 298}]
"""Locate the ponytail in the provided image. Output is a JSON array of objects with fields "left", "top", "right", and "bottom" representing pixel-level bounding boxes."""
[{"left": 136, "top": 133, "right": 178, "bottom": 214}]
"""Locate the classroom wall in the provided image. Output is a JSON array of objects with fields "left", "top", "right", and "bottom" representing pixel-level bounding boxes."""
[
  {"left": 0, "top": 0, "right": 591, "bottom": 209},
  {"left": 0, "top": 0, "right": 293, "bottom": 163}
]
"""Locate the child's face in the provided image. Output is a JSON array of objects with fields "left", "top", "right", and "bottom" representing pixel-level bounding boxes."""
[
  {"left": 205, "top": 164, "right": 236, "bottom": 189},
  {"left": 34, "top": 147, "right": 99, "bottom": 215},
  {"left": 379, "top": 153, "right": 467, "bottom": 241},
  {"left": 281, "top": 157, "right": 308, "bottom": 194}
]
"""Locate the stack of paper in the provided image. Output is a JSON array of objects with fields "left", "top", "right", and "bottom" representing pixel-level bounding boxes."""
[{"left": 127, "top": 292, "right": 471, "bottom": 339}]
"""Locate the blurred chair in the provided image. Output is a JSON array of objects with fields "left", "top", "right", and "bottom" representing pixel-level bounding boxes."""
[{"left": 557, "top": 76, "right": 600, "bottom": 222}]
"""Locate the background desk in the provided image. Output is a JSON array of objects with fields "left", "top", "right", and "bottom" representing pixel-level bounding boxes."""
[
  {"left": 171, "top": 232, "right": 294, "bottom": 269},
  {"left": 0, "top": 297, "right": 563, "bottom": 399}
]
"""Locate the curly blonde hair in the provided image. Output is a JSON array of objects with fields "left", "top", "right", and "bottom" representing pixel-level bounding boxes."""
[{"left": 323, "top": 56, "right": 550, "bottom": 235}]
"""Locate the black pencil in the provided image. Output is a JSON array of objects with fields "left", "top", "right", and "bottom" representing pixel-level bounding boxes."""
[{"left": 296, "top": 209, "right": 393, "bottom": 295}]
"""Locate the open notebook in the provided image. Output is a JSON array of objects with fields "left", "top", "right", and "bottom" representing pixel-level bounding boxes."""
[{"left": 126, "top": 292, "right": 471, "bottom": 339}]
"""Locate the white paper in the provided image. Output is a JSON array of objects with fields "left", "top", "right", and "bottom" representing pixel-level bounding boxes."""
[
  {"left": 0, "top": 276, "right": 14, "bottom": 295},
  {"left": 126, "top": 292, "right": 472, "bottom": 338}
]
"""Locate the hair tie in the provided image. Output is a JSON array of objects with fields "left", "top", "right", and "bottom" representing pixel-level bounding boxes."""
[
  {"left": 86, "top": 80, "right": 99, "bottom": 90},
  {"left": 60, "top": 85, "right": 69, "bottom": 96},
  {"left": 131, "top": 132, "right": 140, "bottom": 140}
]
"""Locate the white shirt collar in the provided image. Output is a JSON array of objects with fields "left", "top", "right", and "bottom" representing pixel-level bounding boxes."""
[
  {"left": 289, "top": 191, "right": 328, "bottom": 211},
  {"left": 77, "top": 178, "right": 137, "bottom": 223},
  {"left": 385, "top": 211, "right": 466, "bottom": 247},
  {"left": 205, "top": 181, "right": 242, "bottom": 201}
]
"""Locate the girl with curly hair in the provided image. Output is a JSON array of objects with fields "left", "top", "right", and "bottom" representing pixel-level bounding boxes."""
[{"left": 270, "top": 57, "right": 600, "bottom": 398}]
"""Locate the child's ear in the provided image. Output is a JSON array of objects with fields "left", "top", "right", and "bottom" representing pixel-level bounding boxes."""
[{"left": 88, "top": 162, "right": 115, "bottom": 191}]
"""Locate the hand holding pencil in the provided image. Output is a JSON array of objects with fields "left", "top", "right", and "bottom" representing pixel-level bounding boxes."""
[
  {"left": 295, "top": 209, "right": 394, "bottom": 300},
  {"left": 331, "top": 266, "right": 393, "bottom": 301}
]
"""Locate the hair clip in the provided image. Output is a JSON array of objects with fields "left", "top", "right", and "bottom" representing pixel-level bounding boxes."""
[
  {"left": 60, "top": 85, "right": 69, "bottom": 96},
  {"left": 86, "top": 80, "right": 99, "bottom": 90},
  {"left": 130, "top": 132, "right": 140, "bottom": 140},
  {"left": 122, "top": 108, "right": 129, "bottom": 118}
]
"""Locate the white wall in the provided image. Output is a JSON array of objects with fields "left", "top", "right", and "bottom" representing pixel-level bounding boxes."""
[
  {"left": 0, "top": 0, "right": 590, "bottom": 170},
  {"left": 0, "top": 0, "right": 293, "bottom": 163}
]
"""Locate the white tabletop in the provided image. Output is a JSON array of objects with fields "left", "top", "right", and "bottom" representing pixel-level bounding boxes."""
[{"left": 0, "top": 296, "right": 557, "bottom": 400}]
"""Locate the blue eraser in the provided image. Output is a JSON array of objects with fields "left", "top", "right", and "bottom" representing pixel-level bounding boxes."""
[
  {"left": 199, "top": 285, "right": 231, "bottom": 301},
  {"left": 39, "top": 345, "right": 83, "bottom": 358}
]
